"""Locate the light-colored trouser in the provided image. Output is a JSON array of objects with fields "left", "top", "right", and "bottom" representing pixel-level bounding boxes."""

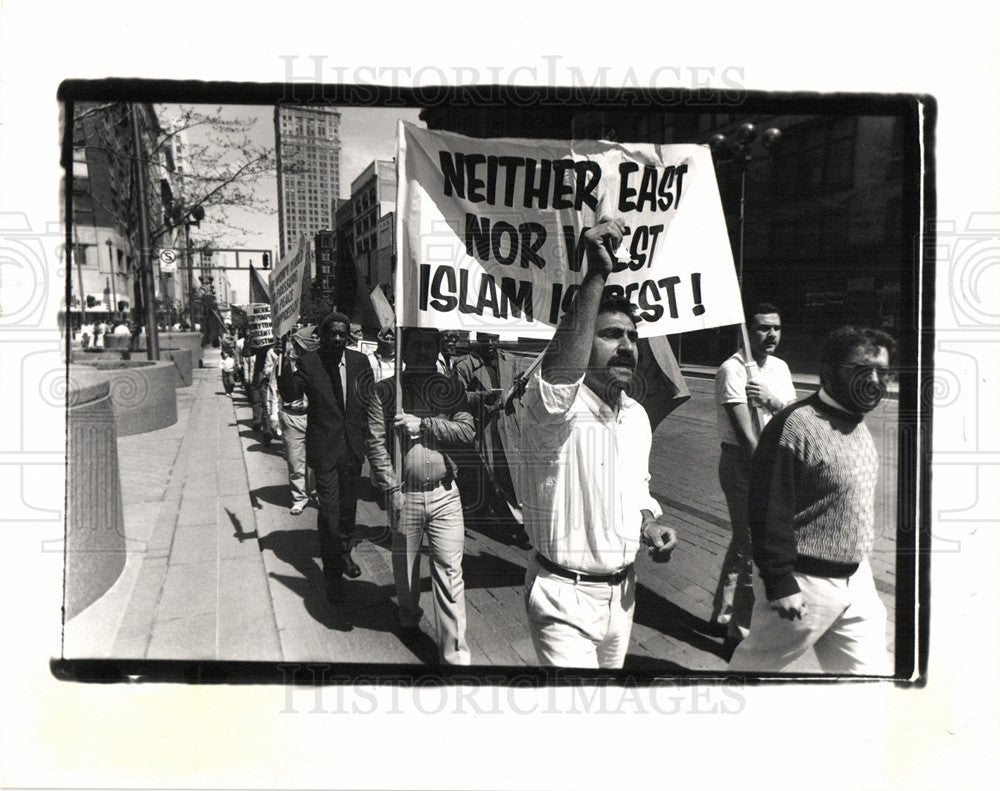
[
  {"left": 391, "top": 481, "right": 470, "bottom": 665},
  {"left": 524, "top": 554, "right": 636, "bottom": 669},
  {"left": 712, "top": 444, "right": 754, "bottom": 638},
  {"left": 729, "top": 559, "right": 891, "bottom": 675},
  {"left": 279, "top": 410, "right": 309, "bottom": 508}
]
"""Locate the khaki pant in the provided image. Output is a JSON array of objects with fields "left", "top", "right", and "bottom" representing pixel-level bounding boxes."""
[
  {"left": 729, "top": 559, "right": 891, "bottom": 675},
  {"left": 392, "top": 480, "right": 470, "bottom": 665},
  {"left": 279, "top": 410, "right": 309, "bottom": 508},
  {"left": 524, "top": 554, "right": 636, "bottom": 669}
]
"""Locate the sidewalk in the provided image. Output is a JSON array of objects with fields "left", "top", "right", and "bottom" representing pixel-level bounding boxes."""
[{"left": 64, "top": 347, "right": 281, "bottom": 660}]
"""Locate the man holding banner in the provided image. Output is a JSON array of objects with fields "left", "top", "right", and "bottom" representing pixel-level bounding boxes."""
[
  {"left": 712, "top": 303, "right": 797, "bottom": 643},
  {"left": 518, "top": 219, "right": 677, "bottom": 669}
]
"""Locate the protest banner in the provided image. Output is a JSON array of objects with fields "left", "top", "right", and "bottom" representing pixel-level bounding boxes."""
[
  {"left": 396, "top": 121, "right": 744, "bottom": 338},
  {"left": 268, "top": 235, "right": 310, "bottom": 339},
  {"left": 370, "top": 284, "right": 394, "bottom": 331},
  {"left": 246, "top": 302, "right": 274, "bottom": 350}
]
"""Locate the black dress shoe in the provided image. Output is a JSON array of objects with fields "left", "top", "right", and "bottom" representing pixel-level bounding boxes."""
[{"left": 343, "top": 557, "right": 362, "bottom": 579}]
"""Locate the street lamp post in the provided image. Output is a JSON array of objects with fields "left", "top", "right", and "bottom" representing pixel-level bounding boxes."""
[
  {"left": 180, "top": 204, "right": 205, "bottom": 331},
  {"left": 708, "top": 122, "right": 782, "bottom": 435},
  {"left": 708, "top": 122, "right": 782, "bottom": 287}
]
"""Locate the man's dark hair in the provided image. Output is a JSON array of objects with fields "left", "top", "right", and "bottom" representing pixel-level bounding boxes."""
[
  {"left": 821, "top": 326, "right": 896, "bottom": 367},
  {"left": 320, "top": 311, "right": 351, "bottom": 333},
  {"left": 401, "top": 327, "right": 439, "bottom": 365},
  {"left": 598, "top": 291, "right": 640, "bottom": 326},
  {"left": 747, "top": 302, "right": 781, "bottom": 322}
]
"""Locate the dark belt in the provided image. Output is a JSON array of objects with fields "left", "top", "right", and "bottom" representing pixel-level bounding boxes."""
[
  {"left": 402, "top": 475, "right": 454, "bottom": 493},
  {"left": 535, "top": 552, "right": 633, "bottom": 585},
  {"left": 794, "top": 555, "right": 860, "bottom": 579}
]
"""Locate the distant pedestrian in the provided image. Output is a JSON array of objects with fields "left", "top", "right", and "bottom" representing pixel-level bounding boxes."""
[
  {"left": 220, "top": 351, "right": 236, "bottom": 395},
  {"left": 248, "top": 347, "right": 277, "bottom": 447},
  {"left": 517, "top": 218, "right": 677, "bottom": 669},
  {"left": 453, "top": 333, "right": 519, "bottom": 525},
  {"left": 711, "top": 303, "right": 798, "bottom": 644},
  {"left": 266, "top": 328, "right": 315, "bottom": 515},
  {"left": 347, "top": 322, "right": 365, "bottom": 351},
  {"left": 729, "top": 326, "right": 895, "bottom": 674},
  {"left": 295, "top": 312, "right": 376, "bottom": 602},
  {"left": 366, "top": 328, "right": 475, "bottom": 665},
  {"left": 368, "top": 326, "right": 396, "bottom": 382},
  {"left": 436, "top": 330, "right": 461, "bottom": 375}
]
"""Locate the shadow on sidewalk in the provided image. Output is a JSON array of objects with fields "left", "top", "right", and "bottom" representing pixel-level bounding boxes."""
[
  {"left": 461, "top": 550, "right": 526, "bottom": 590},
  {"left": 621, "top": 654, "right": 690, "bottom": 674},
  {"left": 260, "top": 527, "right": 419, "bottom": 643},
  {"left": 224, "top": 508, "right": 259, "bottom": 543},
  {"left": 251, "top": 484, "right": 293, "bottom": 510},
  {"left": 353, "top": 521, "right": 392, "bottom": 551},
  {"left": 268, "top": 571, "right": 353, "bottom": 632},
  {"left": 258, "top": 528, "right": 321, "bottom": 582},
  {"left": 632, "top": 585, "right": 728, "bottom": 660}
]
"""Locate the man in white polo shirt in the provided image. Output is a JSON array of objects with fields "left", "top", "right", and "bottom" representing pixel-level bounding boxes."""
[
  {"left": 518, "top": 218, "right": 678, "bottom": 670},
  {"left": 711, "top": 303, "right": 798, "bottom": 645}
]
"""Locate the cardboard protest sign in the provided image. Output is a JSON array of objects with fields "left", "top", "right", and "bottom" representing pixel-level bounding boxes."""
[
  {"left": 396, "top": 122, "right": 744, "bottom": 337},
  {"left": 268, "top": 235, "right": 310, "bottom": 339}
]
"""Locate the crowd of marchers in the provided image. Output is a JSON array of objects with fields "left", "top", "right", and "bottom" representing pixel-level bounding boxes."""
[{"left": 218, "top": 219, "right": 896, "bottom": 675}]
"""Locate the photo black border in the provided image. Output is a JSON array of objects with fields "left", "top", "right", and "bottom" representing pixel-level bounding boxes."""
[{"left": 52, "top": 80, "right": 935, "bottom": 687}]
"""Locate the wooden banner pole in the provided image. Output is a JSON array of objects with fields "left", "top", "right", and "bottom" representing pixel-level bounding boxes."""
[{"left": 739, "top": 322, "right": 763, "bottom": 436}]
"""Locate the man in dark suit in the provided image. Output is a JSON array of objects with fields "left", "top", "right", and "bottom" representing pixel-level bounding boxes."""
[{"left": 295, "top": 311, "right": 375, "bottom": 601}]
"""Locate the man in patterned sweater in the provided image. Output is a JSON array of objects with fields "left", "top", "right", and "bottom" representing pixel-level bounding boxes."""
[{"left": 728, "top": 326, "right": 895, "bottom": 674}]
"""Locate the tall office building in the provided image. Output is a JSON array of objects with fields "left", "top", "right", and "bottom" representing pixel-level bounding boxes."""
[
  {"left": 349, "top": 159, "right": 396, "bottom": 294},
  {"left": 274, "top": 105, "right": 342, "bottom": 257}
]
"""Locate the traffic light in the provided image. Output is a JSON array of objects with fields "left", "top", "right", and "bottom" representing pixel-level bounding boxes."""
[{"left": 262, "top": 252, "right": 270, "bottom": 269}]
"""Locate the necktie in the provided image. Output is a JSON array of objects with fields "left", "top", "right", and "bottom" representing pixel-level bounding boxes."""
[{"left": 331, "top": 360, "right": 345, "bottom": 409}]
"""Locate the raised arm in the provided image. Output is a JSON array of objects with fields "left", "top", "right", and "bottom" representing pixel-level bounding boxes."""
[{"left": 540, "top": 218, "right": 627, "bottom": 384}]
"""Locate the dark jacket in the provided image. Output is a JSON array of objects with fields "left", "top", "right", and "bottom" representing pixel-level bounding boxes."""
[
  {"left": 366, "top": 372, "right": 474, "bottom": 491},
  {"left": 295, "top": 347, "right": 375, "bottom": 471}
]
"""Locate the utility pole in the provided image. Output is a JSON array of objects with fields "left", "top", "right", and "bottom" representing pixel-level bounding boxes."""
[
  {"left": 131, "top": 104, "right": 159, "bottom": 360},
  {"left": 184, "top": 220, "right": 196, "bottom": 330}
]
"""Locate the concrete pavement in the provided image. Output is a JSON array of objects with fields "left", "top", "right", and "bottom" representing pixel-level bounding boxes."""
[{"left": 64, "top": 348, "right": 897, "bottom": 672}]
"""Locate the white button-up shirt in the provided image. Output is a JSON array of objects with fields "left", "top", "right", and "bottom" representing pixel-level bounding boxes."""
[{"left": 518, "top": 369, "right": 662, "bottom": 574}]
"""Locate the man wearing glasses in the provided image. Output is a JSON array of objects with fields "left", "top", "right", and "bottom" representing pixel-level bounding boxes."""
[{"left": 728, "top": 326, "right": 895, "bottom": 674}]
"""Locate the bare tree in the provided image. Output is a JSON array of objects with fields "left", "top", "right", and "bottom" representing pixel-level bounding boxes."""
[{"left": 155, "top": 104, "right": 276, "bottom": 243}]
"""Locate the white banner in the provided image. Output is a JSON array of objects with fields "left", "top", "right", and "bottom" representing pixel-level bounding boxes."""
[
  {"left": 268, "top": 236, "right": 309, "bottom": 339},
  {"left": 396, "top": 121, "right": 744, "bottom": 337}
]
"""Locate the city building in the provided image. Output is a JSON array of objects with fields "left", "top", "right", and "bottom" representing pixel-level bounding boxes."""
[
  {"left": 313, "top": 228, "right": 335, "bottom": 297},
  {"left": 66, "top": 102, "right": 172, "bottom": 328},
  {"left": 349, "top": 159, "right": 396, "bottom": 294},
  {"left": 195, "top": 249, "right": 235, "bottom": 309},
  {"left": 333, "top": 197, "right": 357, "bottom": 313},
  {"left": 274, "top": 105, "right": 342, "bottom": 258}
]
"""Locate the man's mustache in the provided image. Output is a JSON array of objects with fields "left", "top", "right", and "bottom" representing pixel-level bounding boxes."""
[{"left": 607, "top": 354, "right": 637, "bottom": 369}]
